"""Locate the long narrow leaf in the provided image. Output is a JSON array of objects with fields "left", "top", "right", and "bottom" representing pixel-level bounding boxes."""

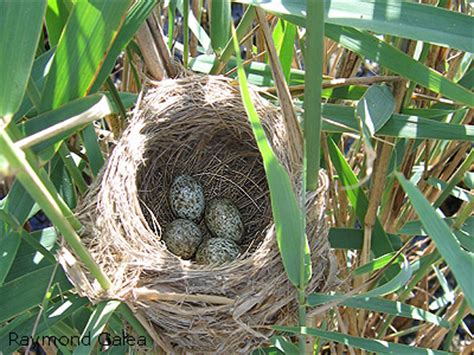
[
  {"left": 304, "top": 0, "right": 324, "bottom": 191},
  {"left": 324, "top": 24, "right": 473, "bottom": 107},
  {"left": 308, "top": 294, "right": 450, "bottom": 328},
  {"left": 232, "top": 27, "right": 310, "bottom": 288},
  {"left": 0, "top": 295, "right": 88, "bottom": 353},
  {"left": 326, "top": 137, "right": 398, "bottom": 259},
  {"left": 396, "top": 173, "right": 474, "bottom": 309},
  {"left": 45, "top": 0, "right": 72, "bottom": 47},
  {"left": 73, "top": 300, "right": 121, "bottom": 355},
  {"left": 90, "top": 0, "right": 157, "bottom": 93},
  {"left": 39, "top": 0, "right": 132, "bottom": 111},
  {"left": 210, "top": 0, "right": 231, "bottom": 54},
  {"left": 0, "top": 0, "right": 47, "bottom": 120},
  {"left": 236, "top": 0, "right": 474, "bottom": 53},
  {"left": 274, "top": 326, "right": 450, "bottom": 354},
  {"left": 0, "top": 264, "right": 71, "bottom": 323},
  {"left": 0, "top": 222, "right": 22, "bottom": 286}
]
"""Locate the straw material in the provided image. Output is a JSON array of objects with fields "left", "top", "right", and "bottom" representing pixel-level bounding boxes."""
[{"left": 60, "top": 75, "right": 335, "bottom": 353}]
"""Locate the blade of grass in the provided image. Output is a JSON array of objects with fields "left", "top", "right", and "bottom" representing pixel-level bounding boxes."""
[
  {"left": 211, "top": 5, "right": 256, "bottom": 74},
  {"left": 167, "top": 0, "right": 176, "bottom": 49},
  {"left": 80, "top": 124, "right": 104, "bottom": 177},
  {"left": 39, "top": 0, "right": 132, "bottom": 111},
  {"left": 13, "top": 48, "right": 56, "bottom": 122},
  {"left": 73, "top": 300, "right": 121, "bottom": 355},
  {"left": 182, "top": 0, "right": 190, "bottom": 67},
  {"left": 6, "top": 123, "right": 82, "bottom": 231},
  {"left": 116, "top": 303, "right": 154, "bottom": 350},
  {"left": 433, "top": 149, "right": 474, "bottom": 208},
  {"left": 176, "top": 0, "right": 211, "bottom": 52},
  {"left": 90, "top": 0, "right": 157, "bottom": 93},
  {"left": 427, "top": 178, "right": 473, "bottom": 203},
  {"left": 58, "top": 144, "right": 88, "bottom": 195},
  {"left": 0, "top": 0, "right": 47, "bottom": 121},
  {"left": 271, "top": 336, "right": 299, "bottom": 354},
  {"left": 326, "top": 137, "right": 399, "bottom": 267},
  {"left": 45, "top": 0, "right": 72, "bottom": 47},
  {"left": 232, "top": 25, "right": 310, "bottom": 288},
  {"left": 0, "top": 295, "right": 89, "bottom": 353},
  {"left": 324, "top": 24, "right": 473, "bottom": 107},
  {"left": 235, "top": 0, "right": 474, "bottom": 53},
  {"left": 353, "top": 252, "right": 402, "bottom": 276},
  {"left": 0, "top": 222, "right": 22, "bottom": 286},
  {"left": 308, "top": 294, "right": 450, "bottom": 328},
  {"left": 274, "top": 20, "right": 296, "bottom": 82},
  {"left": 274, "top": 326, "right": 450, "bottom": 354},
  {"left": 304, "top": 0, "right": 324, "bottom": 191},
  {"left": 396, "top": 173, "right": 474, "bottom": 309},
  {"left": 0, "top": 182, "right": 38, "bottom": 227},
  {"left": 327, "top": 228, "right": 402, "bottom": 250},
  {"left": 50, "top": 155, "right": 76, "bottom": 209},
  {"left": 210, "top": 0, "right": 231, "bottom": 55},
  {"left": 255, "top": 8, "right": 303, "bottom": 172},
  {"left": 322, "top": 104, "right": 474, "bottom": 141},
  {"left": 442, "top": 298, "right": 468, "bottom": 350},
  {"left": 0, "top": 264, "right": 72, "bottom": 324},
  {"left": 8, "top": 227, "right": 58, "bottom": 279}
]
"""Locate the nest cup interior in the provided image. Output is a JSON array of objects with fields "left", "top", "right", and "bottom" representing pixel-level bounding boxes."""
[{"left": 136, "top": 79, "right": 274, "bottom": 260}]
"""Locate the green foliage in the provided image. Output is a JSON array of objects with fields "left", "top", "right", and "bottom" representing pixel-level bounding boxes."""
[
  {"left": 210, "top": 0, "right": 231, "bottom": 54},
  {"left": 232, "top": 27, "right": 311, "bottom": 289},
  {"left": 39, "top": 0, "right": 132, "bottom": 112},
  {"left": 357, "top": 85, "right": 395, "bottom": 136},
  {"left": 396, "top": 173, "right": 474, "bottom": 309},
  {"left": 0, "top": 0, "right": 472, "bottom": 353},
  {"left": 236, "top": 0, "right": 474, "bottom": 52},
  {"left": 0, "top": 0, "right": 47, "bottom": 120},
  {"left": 274, "top": 326, "right": 451, "bottom": 354}
]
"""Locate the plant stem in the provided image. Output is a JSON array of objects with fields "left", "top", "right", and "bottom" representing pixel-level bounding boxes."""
[
  {"left": 211, "top": 6, "right": 256, "bottom": 74},
  {"left": 167, "top": 2, "right": 175, "bottom": 50},
  {"left": 0, "top": 127, "right": 111, "bottom": 290},
  {"left": 298, "top": 289, "right": 307, "bottom": 354},
  {"left": 183, "top": 0, "right": 189, "bottom": 67},
  {"left": 442, "top": 298, "right": 467, "bottom": 351},
  {"left": 58, "top": 143, "right": 88, "bottom": 195},
  {"left": 304, "top": 0, "right": 325, "bottom": 191}
]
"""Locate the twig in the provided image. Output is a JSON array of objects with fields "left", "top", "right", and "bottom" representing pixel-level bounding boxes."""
[
  {"left": 224, "top": 51, "right": 267, "bottom": 77},
  {"left": 262, "top": 75, "right": 402, "bottom": 96},
  {"left": 411, "top": 92, "right": 455, "bottom": 105},
  {"left": 25, "top": 263, "right": 60, "bottom": 354}
]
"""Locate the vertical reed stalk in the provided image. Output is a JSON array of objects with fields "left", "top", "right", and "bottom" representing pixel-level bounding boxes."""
[
  {"left": 304, "top": 0, "right": 325, "bottom": 192},
  {"left": 183, "top": 0, "right": 189, "bottom": 67}
]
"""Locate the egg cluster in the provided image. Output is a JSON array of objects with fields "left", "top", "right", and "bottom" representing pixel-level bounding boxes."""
[{"left": 163, "top": 175, "right": 244, "bottom": 265}]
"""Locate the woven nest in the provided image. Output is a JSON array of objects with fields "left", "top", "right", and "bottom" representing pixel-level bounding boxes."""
[{"left": 60, "top": 75, "right": 335, "bottom": 353}]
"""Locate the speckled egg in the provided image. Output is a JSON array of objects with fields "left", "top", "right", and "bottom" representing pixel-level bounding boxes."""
[
  {"left": 163, "top": 219, "right": 202, "bottom": 259},
  {"left": 195, "top": 238, "right": 240, "bottom": 265},
  {"left": 169, "top": 175, "right": 205, "bottom": 222},
  {"left": 205, "top": 198, "right": 244, "bottom": 242}
]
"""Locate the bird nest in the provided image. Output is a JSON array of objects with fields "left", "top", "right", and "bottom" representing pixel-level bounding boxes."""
[{"left": 60, "top": 75, "right": 335, "bottom": 353}]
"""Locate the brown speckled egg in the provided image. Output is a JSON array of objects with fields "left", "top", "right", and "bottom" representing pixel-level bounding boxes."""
[
  {"left": 195, "top": 238, "right": 240, "bottom": 265},
  {"left": 205, "top": 198, "right": 243, "bottom": 242},
  {"left": 169, "top": 175, "right": 205, "bottom": 222},
  {"left": 163, "top": 219, "right": 202, "bottom": 259}
]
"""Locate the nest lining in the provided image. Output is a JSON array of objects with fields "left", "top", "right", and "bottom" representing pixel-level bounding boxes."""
[{"left": 62, "top": 75, "right": 334, "bottom": 353}]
